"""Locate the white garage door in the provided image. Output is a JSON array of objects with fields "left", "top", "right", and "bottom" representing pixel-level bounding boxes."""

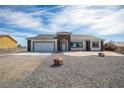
[{"left": 33, "top": 42, "right": 55, "bottom": 52}]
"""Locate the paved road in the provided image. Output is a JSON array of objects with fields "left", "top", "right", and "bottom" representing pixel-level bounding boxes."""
[{"left": 12, "top": 53, "right": 124, "bottom": 88}]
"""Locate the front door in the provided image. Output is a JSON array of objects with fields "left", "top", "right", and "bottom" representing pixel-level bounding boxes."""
[
  {"left": 61, "top": 42, "right": 67, "bottom": 51},
  {"left": 86, "top": 41, "right": 90, "bottom": 51}
]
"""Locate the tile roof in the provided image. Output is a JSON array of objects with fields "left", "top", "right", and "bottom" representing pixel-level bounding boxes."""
[
  {"left": 27, "top": 34, "right": 56, "bottom": 39},
  {"left": 27, "top": 33, "right": 104, "bottom": 41},
  {"left": 71, "top": 35, "right": 104, "bottom": 41}
]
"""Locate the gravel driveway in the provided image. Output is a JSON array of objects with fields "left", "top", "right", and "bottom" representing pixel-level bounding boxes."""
[
  {"left": 0, "top": 53, "right": 49, "bottom": 87},
  {"left": 12, "top": 53, "right": 124, "bottom": 88}
]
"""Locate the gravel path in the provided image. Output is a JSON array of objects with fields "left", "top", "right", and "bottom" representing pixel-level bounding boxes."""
[{"left": 15, "top": 53, "right": 124, "bottom": 88}]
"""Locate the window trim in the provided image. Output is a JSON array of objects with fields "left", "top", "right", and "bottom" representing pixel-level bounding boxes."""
[
  {"left": 71, "top": 42, "right": 83, "bottom": 48},
  {"left": 92, "top": 41, "right": 99, "bottom": 48}
]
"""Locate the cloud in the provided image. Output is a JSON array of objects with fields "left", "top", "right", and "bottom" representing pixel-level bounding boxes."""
[
  {"left": 0, "top": 10, "right": 43, "bottom": 30},
  {"left": 1, "top": 6, "right": 124, "bottom": 36},
  {"left": 0, "top": 28, "right": 35, "bottom": 37},
  {"left": 0, "top": 5, "right": 124, "bottom": 45},
  {"left": 0, "top": 9, "right": 56, "bottom": 33},
  {"left": 48, "top": 6, "right": 124, "bottom": 35},
  {"left": 0, "top": 6, "right": 65, "bottom": 33},
  {"left": 0, "top": 28, "right": 36, "bottom": 45}
]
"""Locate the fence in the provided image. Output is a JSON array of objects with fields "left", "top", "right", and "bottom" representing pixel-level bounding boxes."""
[{"left": 0, "top": 47, "right": 27, "bottom": 53}]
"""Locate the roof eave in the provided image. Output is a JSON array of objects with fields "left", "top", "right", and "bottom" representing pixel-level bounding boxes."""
[
  {"left": 71, "top": 39, "right": 105, "bottom": 41},
  {"left": 26, "top": 38, "right": 57, "bottom": 40},
  {"left": 6, "top": 35, "right": 17, "bottom": 43}
]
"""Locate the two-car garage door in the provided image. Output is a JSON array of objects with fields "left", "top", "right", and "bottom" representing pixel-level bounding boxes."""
[{"left": 33, "top": 42, "right": 55, "bottom": 52}]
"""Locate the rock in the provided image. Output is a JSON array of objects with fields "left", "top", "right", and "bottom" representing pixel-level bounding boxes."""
[
  {"left": 98, "top": 53, "right": 105, "bottom": 57},
  {"left": 54, "top": 57, "right": 64, "bottom": 65}
]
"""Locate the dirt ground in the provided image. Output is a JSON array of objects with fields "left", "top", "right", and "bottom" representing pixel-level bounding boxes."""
[{"left": 0, "top": 54, "right": 48, "bottom": 87}]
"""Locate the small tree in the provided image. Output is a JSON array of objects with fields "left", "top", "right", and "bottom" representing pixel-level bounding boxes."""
[{"left": 17, "top": 44, "right": 22, "bottom": 48}]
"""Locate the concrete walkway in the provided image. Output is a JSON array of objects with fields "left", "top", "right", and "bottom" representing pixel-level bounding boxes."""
[
  {"left": 63, "top": 51, "right": 124, "bottom": 57},
  {"left": 0, "top": 52, "right": 52, "bottom": 56}
]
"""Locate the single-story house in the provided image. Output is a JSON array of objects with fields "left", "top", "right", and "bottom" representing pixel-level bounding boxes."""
[
  {"left": 27, "top": 32, "right": 104, "bottom": 52},
  {"left": 0, "top": 35, "right": 17, "bottom": 49}
]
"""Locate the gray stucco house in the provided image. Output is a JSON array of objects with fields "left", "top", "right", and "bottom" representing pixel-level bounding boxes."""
[{"left": 27, "top": 32, "right": 104, "bottom": 52}]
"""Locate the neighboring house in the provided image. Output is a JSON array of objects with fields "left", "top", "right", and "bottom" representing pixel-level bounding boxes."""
[
  {"left": 0, "top": 35, "right": 17, "bottom": 49},
  {"left": 27, "top": 32, "right": 104, "bottom": 52}
]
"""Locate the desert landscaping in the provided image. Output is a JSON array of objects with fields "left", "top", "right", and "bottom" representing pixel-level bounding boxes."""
[{"left": 0, "top": 51, "right": 124, "bottom": 88}]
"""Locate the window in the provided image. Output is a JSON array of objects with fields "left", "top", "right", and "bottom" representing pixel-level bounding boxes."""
[
  {"left": 71, "top": 42, "right": 83, "bottom": 48},
  {"left": 92, "top": 41, "right": 99, "bottom": 48}
]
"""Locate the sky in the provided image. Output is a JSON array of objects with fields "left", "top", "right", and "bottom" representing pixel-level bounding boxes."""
[{"left": 0, "top": 5, "right": 124, "bottom": 46}]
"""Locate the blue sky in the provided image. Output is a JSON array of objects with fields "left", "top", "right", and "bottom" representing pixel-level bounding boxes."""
[{"left": 0, "top": 5, "right": 124, "bottom": 46}]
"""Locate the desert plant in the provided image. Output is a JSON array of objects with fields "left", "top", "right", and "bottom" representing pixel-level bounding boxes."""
[{"left": 17, "top": 44, "right": 22, "bottom": 48}]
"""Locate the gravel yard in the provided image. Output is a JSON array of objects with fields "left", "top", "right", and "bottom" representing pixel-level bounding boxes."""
[
  {"left": 0, "top": 52, "right": 124, "bottom": 88},
  {"left": 0, "top": 53, "right": 49, "bottom": 87},
  {"left": 15, "top": 53, "right": 124, "bottom": 88}
]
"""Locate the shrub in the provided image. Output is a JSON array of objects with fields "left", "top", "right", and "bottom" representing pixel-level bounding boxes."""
[
  {"left": 104, "top": 43, "right": 117, "bottom": 51},
  {"left": 17, "top": 44, "right": 22, "bottom": 48}
]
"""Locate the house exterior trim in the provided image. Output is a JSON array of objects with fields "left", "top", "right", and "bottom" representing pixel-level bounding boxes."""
[
  {"left": 90, "top": 40, "right": 101, "bottom": 51},
  {"left": 70, "top": 41, "right": 86, "bottom": 51}
]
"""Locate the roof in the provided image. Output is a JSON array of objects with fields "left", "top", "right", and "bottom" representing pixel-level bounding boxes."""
[
  {"left": 56, "top": 32, "right": 72, "bottom": 35},
  {"left": 112, "top": 42, "right": 124, "bottom": 47},
  {"left": 27, "top": 34, "right": 56, "bottom": 39},
  {"left": 27, "top": 32, "right": 104, "bottom": 41},
  {"left": 71, "top": 35, "right": 104, "bottom": 41},
  {"left": 0, "top": 35, "right": 17, "bottom": 43}
]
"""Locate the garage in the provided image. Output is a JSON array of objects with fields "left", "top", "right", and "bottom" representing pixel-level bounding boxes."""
[{"left": 33, "top": 42, "right": 55, "bottom": 52}]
